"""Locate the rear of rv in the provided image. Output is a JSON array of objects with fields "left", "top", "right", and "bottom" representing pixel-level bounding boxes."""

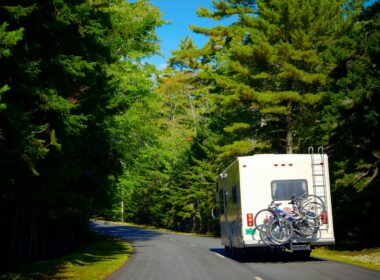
[{"left": 216, "top": 153, "right": 335, "bottom": 255}]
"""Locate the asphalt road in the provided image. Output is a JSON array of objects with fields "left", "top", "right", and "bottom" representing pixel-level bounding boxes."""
[{"left": 91, "top": 221, "right": 380, "bottom": 280}]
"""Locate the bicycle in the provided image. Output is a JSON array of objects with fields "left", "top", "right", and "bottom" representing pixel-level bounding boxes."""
[
  {"left": 254, "top": 194, "right": 324, "bottom": 245},
  {"left": 254, "top": 201, "right": 293, "bottom": 245},
  {"left": 291, "top": 193, "right": 325, "bottom": 219},
  {"left": 287, "top": 197, "right": 321, "bottom": 238}
]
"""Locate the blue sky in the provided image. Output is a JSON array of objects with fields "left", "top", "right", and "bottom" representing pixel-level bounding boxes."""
[
  {"left": 145, "top": 0, "right": 377, "bottom": 69},
  {"left": 145, "top": 0, "right": 231, "bottom": 69}
]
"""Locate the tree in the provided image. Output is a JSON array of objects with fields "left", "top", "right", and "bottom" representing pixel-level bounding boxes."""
[
  {"left": 0, "top": 0, "right": 163, "bottom": 266},
  {"left": 188, "top": 0, "right": 362, "bottom": 155},
  {"left": 159, "top": 0, "right": 380, "bottom": 247},
  {"left": 321, "top": 1, "right": 380, "bottom": 247}
]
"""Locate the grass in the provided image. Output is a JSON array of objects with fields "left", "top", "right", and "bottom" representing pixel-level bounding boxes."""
[
  {"left": 312, "top": 247, "right": 380, "bottom": 271},
  {"left": 0, "top": 233, "right": 132, "bottom": 280}
]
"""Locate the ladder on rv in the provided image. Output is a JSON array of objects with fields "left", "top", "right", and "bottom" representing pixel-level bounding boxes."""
[{"left": 308, "top": 146, "right": 328, "bottom": 229}]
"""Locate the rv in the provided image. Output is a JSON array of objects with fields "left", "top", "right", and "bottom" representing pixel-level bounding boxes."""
[{"left": 214, "top": 148, "right": 335, "bottom": 259}]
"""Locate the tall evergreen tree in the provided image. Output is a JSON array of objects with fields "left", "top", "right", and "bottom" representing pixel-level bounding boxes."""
[
  {"left": 0, "top": 0, "right": 163, "bottom": 266},
  {"left": 321, "top": 1, "right": 380, "bottom": 247},
  {"left": 188, "top": 0, "right": 362, "bottom": 155}
]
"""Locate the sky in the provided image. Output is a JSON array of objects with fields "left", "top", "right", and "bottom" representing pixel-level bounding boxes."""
[
  {"left": 145, "top": 0, "right": 377, "bottom": 69},
  {"left": 145, "top": 0, "right": 232, "bottom": 69}
]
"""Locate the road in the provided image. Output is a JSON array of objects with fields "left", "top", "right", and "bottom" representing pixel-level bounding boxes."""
[{"left": 91, "top": 221, "right": 380, "bottom": 280}]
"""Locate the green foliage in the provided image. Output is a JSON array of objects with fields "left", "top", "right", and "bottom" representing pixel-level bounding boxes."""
[
  {"left": 100, "top": 0, "right": 379, "bottom": 249},
  {"left": 0, "top": 84, "right": 9, "bottom": 111},
  {"left": 1, "top": 0, "right": 379, "bottom": 264},
  {"left": 0, "top": 0, "right": 163, "bottom": 266},
  {"left": 319, "top": 1, "right": 380, "bottom": 247},
  {"left": 322, "top": 2, "right": 379, "bottom": 192},
  {"left": 218, "top": 140, "right": 254, "bottom": 160},
  {"left": 120, "top": 0, "right": 379, "bottom": 249},
  {"left": 0, "top": 22, "right": 24, "bottom": 58},
  {"left": 169, "top": 36, "right": 203, "bottom": 71},
  {"left": 189, "top": 0, "right": 363, "bottom": 154},
  {"left": 105, "top": 66, "right": 220, "bottom": 233},
  {"left": 223, "top": 122, "right": 250, "bottom": 133},
  {"left": 0, "top": 20, "right": 24, "bottom": 112}
]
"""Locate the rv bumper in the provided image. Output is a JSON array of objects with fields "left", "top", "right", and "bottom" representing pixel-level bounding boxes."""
[
  {"left": 310, "top": 237, "right": 335, "bottom": 246},
  {"left": 242, "top": 237, "right": 335, "bottom": 248}
]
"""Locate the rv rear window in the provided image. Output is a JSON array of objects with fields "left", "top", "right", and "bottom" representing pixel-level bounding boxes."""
[{"left": 271, "top": 180, "right": 308, "bottom": 200}]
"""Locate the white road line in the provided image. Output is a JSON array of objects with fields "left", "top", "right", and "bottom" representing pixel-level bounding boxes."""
[
  {"left": 169, "top": 238, "right": 175, "bottom": 241},
  {"left": 254, "top": 277, "right": 264, "bottom": 280},
  {"left": 214, "top": 253, "right": 226, "bottom": 259},
  {"left": 190, "top": 243, "right": 197, "bottom": 247}
]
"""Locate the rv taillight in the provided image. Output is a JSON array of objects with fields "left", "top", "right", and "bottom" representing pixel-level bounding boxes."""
[
  {"left": 321, "top": 211, "right": 328, "bottom": 224},
  {"left": 247, "top": 213, "right": 254, "bottom": 227}
]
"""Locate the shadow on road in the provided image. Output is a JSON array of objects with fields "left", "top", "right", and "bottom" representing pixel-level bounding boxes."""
[
  {"left": 90, "top": 221, "right": 163, "bottom": 243},
  {"left": 209, "top": 247, "right": 325, "bottom": 263}
]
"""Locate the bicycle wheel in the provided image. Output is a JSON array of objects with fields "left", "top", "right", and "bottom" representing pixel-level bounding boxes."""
[
  {"left": 295, "top": 218, "right": 321, "bottom": 237},
  {"left": 301, "top": 201, "right": 325, "bottom": 219},
  {"left": 304, "top": 195, "right": 325, "bottom": 209},
  {"left": 259, "top": 223, "right": 274, "bottom": 245},
  {"left": 254, "top": 209, "right": 275, "bottom": 232},
  {"left": 267, "top": 218, "right": 293, "bottom": 245}
]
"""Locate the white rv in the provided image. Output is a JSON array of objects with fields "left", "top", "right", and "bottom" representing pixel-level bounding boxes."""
[{"left": 215, "top": 148, "right": 335, "bottom": 258}]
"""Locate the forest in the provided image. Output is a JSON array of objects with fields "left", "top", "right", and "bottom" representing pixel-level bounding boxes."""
[{"left": 0, "top": 0, "right": 379, "bottom": 268}]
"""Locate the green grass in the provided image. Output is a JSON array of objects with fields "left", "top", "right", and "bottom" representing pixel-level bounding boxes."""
[
  {"left": 0, "top": 234, "right": 132, "bottom": 280},
  {"left": 312, "top": 247, "right": 380, "bottom": 271}
]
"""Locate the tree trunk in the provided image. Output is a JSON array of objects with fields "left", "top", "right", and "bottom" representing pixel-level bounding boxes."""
[
  {"left": 286, "top": 129, "right": 293, "bottom": 154},
  {"left": 286, "top": 104, "right": 294, "bottom": 154}
]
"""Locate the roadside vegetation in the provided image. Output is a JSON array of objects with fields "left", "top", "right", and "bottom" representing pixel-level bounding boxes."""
[
  {"left": 312, "top": 247, "right": 380, "bottom": 271},
  {"left": 0, "top": 233, "right": 131, "bottom": 280}
]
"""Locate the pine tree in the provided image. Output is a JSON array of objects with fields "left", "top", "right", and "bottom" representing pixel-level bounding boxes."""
[
  {"left": 0, "top": 0, "right": 163, "bottom": 265},
  {"left": 189, "top": 0, "right": 362, "bottom": 154},
  {"left": 320, "top": 1, "right": 380, "bottom": 247}
]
